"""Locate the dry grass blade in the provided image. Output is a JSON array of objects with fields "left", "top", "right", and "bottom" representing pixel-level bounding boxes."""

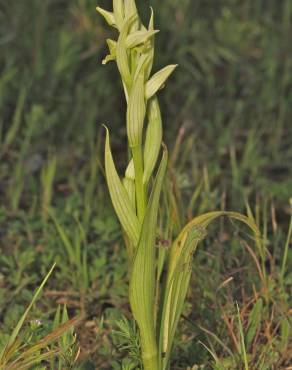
[
  {"left": 16, "top": 315, "right": 82, "bottom": 358},
  {"left": 0, "top": 264, "right": 56, "bottom": 364},
  {"left": 5, "top": 350, "right": 60, "bottom": 370}
]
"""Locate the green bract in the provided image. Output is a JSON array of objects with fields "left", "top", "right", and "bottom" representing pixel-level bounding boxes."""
[
  {"left": 143, "top": 97, "right": 162, "bottom": 185},
  {"left": 127, "top": 72, "right": 146, "bottom": 147},
  {"left": 145, "top": 64, "right": 178, "bottom": 100},
  {"left": 97, "top": 2, "right": 261, "bottom": 370}
]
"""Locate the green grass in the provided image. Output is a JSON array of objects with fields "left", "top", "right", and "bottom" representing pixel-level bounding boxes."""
[{"left": 0, "top": 0, "right": 291, "bottom": 368}]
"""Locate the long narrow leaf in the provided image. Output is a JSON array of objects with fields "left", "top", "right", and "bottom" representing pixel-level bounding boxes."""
[
  {"left": 104, "top": 127, "right": 140, "bottom": 246},
  {"left": 129, "top": 146, "right": 167, "bottom": 370},
  {"left": 50, "top": 211, "right": 75, "bottom": 264},
  {"left": 127, "top": 71, "right": 146, "bottom": 148},
  {"left": 160, "top": 211, "right": 260, "bottom": 369}
]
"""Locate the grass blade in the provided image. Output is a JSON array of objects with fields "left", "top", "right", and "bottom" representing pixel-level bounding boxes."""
[{"left": 0, "top": 264, "right": 56, "bottom": 362}]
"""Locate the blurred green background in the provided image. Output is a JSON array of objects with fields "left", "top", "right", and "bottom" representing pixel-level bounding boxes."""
[
  {"left": 0, "top": 0, "right": 291, "bottom": 368},
  {"left": 1, "top": 0, "right": 291, "bottom": 207}
]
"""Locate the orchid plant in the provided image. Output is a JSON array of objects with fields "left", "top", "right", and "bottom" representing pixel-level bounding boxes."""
[{"left": 97, "top": 1, "right": 261, "bottom": 369}]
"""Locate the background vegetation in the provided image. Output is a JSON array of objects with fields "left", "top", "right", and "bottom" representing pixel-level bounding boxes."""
[{"left": 0, "top": 0, "right": 291, "bottom": 368}]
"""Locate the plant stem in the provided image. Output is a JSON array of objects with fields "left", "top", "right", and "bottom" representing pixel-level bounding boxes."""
[
  {"left": 132, "top": 145, "right": 146, "bottom": 221},
  {"left": 141, "top": 341, "right": 159, "bottom": 370}
]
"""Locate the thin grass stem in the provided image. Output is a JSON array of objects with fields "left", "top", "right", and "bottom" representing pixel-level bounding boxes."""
[{"left": 280, "top": 200, "right": 292, "bottom": 282}]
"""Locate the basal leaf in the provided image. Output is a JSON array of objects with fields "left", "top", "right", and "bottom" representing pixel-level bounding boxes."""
[
  {"left": 160, "top": 211, "right": 261, "bottom": 368},
  {"left": 129, "top": 147, "right": 168, "bottom": 370}
]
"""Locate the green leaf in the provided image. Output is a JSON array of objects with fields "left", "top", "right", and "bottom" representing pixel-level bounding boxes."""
[
  {"left": 160, "top": 226, "right": 205, "bottom": 365},
  {"left": 143, "top": 97, "right": 162, "bottom": 185},
  {"left": 246, "top": 298, "right": 263, "bottom": 346},
  {"left": 129, "top": 146, "right": 168, "bottom": 370},
  {"left": 127, "top": 72, "right": 146, "bottom": 147},
  {"left": 104, "top": 127, "right": 140, "bottom": 246},
  {"left": 280, "top": 317, "right": 290, "bottom": 351},
  {"left": 53, "top": 305, "right": 61, "bottom": 330},
  {"left": 160, "top": 211, "right": 260, "bottom": 368},
  {"left": 236, "top": 303, "right": 249, "bottom": 370},
  {"left": 3, "top": 85, "right": 28, "bottom": 151},
  {"left": 145, "top": 65, "right": 178, "bottom": 100},
  {"left": 144, "top": 7, "right": 155, "bottom": 80},
  {"left": 123, "top": 177, "right": 136, "bottom": 210},
  {"left": 50, "top": 211, "right": 75, "bottom": 264}
]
